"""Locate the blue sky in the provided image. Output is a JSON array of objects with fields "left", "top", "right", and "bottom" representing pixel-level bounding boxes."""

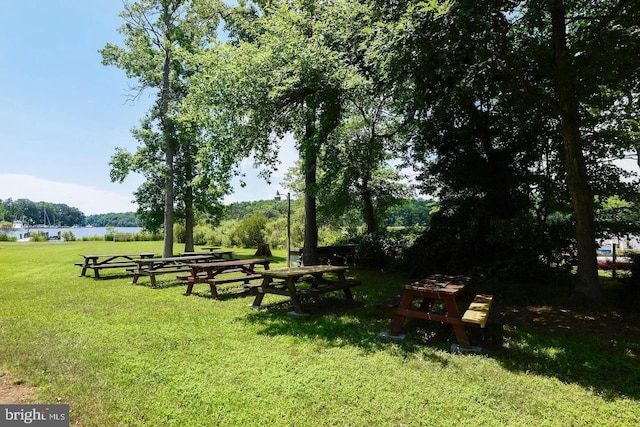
[{"left": 0, "top": 1, "right": 296, "bottom": 215}]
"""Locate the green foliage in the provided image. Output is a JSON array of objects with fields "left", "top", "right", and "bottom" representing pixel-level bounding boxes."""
[
  {"left": 207, "top": 219, "right": 242, "bottom": 247},
  {"left": 384, "top": 199, "right": 437, "bottom": 227},
  {"left": 0, "top": 233, "right": 16, "bottom": 242},
  {"left": 85, "top": 212, "right": 141, "bottom": 227},
  {"left": 173, "top": 223, "right": 209, "bottom": 246},
  {"left": 95, "top": 0, "right": 639, "bottom": 294},
  {"left": 191, "top": 224, "right": 212, "bottom": 246},
  {"left": 61, "top": 231, "right": 76, "bottom": 241},
  {"left": 225, "top": 200, "right": 287, "bottom": 221},
  {"left": 29, "top": 232, "right": 48, "bottom": 242},
  {"left": 0, "top": 198, "right": 85, "bottom": 226},
  {"left": 103, "top": 0, "right": 231, "bottom": 256},
  {"left": 233, "top": 214, "right": 268, "bottom": 247},
  {"left": 352, "top": 227, "right": 422, "bottom": 270},
  {"left": 595, "top": 196, "right": 640, "bottom": 238},
  {"left": 363, "top": 1, "right": 640, "bottom": 293}
]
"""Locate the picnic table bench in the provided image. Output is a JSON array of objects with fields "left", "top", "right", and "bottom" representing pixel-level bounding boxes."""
[
  {"left": 182, "top": 258, "right": 271, "bottom": 298},
  {"left": 76, "top": 253, "right": 155, "bottom": 278},
  {"left": 250, "top": 265, "right": 361, "bottom": 316},
  {"left": 130, "top": 255, "right": 219, "bottom": 287},
  {"left": 377, "top": 274, "right": 493, "bottom": 351}
]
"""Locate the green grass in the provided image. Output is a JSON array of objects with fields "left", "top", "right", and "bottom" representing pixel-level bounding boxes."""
[{"left": 0, "top": 241, "right": 639, "bottom": 426}]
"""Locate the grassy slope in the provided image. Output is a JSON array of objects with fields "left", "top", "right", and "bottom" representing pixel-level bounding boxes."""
[{"left": 0, "top": 241, "right": 638, "bottom": 426}]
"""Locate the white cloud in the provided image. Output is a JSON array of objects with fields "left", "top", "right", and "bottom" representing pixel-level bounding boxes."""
[
  {"left": 0, "top": 174, "right": 137, "bottom": 215},
  {"left": 224, "top": 134, "right": 300, "bottom": 203}
]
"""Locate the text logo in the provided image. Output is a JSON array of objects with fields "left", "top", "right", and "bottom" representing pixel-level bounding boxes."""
[{"left": 1, "top": 405, "right": 69, "bottom": 426}]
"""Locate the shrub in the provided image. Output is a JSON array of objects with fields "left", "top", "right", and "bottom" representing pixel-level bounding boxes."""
[
  {"left": 233, "top": 214, "right": 268, "bottom": 247},
  {"left": 62, "top": 231, "right": 76, "bottom": 241},
  {"left": 208, "top": 219, "right": 241, "bottom": 247},
  {"left": 0, "top": 233, "right": 16, "bottom": 242},
  {"left": 133, "top": 230, "right": 162, "bottom": 241},
  {"left": 174, "top": 223, "right": 186, "bottom": 243},
  {"left": 81, "top": 235, "right": 104, "bottom": 241},
  {"left": 30, "top": 232, "right": 48, "bottom": 242},
  {"left": 193, "top": 225, "right": 212, "bottom": 246},
  {"left": 347, "top": 228, "right": 421, "bottom": 270}
]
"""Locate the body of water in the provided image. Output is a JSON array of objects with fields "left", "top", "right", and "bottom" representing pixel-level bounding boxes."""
[{"left": 5, "top": 227, "right": 142, "bottom": 241}]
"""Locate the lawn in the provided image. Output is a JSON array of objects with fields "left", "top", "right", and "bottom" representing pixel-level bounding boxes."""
[{"left": 0, "top": 241, "right": 639, "bottom": 426}]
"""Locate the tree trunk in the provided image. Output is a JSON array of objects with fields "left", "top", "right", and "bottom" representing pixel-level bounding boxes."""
[
  {"left": 160, "top": 13, "right": 175, "bottom": 258},
  {"left": 552, "top": 0, "right": 600, "bottom": 300},
  {"left": 184, "top": 184, "right": 195, "bottom": 253},
  {"left": 302, "top": 118, "right": 319, "bottom": 266},
  {"left": 184, "top": 155, "right": 195, "bottom": 253},
  {"left": 362, "top": 187, "right": 377, "bottom": 234}
]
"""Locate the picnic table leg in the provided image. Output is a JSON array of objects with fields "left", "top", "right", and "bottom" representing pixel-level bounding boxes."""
[
  {"left": 80, "top": 262, "right": 88, "bottom": 277},
  {"left": 335, "top": 271, "right": 354, "bottom": 300},
  {"left": 442, "top": 296, "right": 471, "bottom": 348},
  {"left": 388, "top": 292, "right": 414, "bottom": 336},
  {"left": 250, "top": 277, "right": 270, "bottom": 308},
  {"left": 209, "top": 282, "right": 219, "bottom": 299},
  {"left": 185, "top": 279, "right": 195, "bottom": 295},
  {"left": 285, "top": 278, "right": 306, "bottom": 315}
]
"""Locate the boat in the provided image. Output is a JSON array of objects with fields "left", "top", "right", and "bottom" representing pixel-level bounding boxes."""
[{"left": 12, "top": 220, "right": 24, "bottom": 230}]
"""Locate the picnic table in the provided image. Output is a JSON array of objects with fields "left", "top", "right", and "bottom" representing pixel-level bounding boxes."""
[
  {"left": 183, "top": 258, "right": 271, "bottom": 298},
  {"left": 130, "top": 255, "right": 219, "bottom": 287},
  {"left": 76, "top": 253, "right": 155, "bottom": 278},
  {"left": 377, "top": 274, "right": 493, "bottom": 351},
  {"left": 250, "top": 265, "right": 361, "bottom": 316}
]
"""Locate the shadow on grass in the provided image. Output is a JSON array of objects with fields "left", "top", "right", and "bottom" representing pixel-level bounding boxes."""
[
  {"left": 242, "top": 270, "right": 640, "bottom": 400},
  {"left": 183, "top": 287, "right": 257, "bottom": 300},
  {"left": 86, "top": 273, "right": 134, "bottom": 280},
  {"left": 489, "top": 296, "right": 640, "bottom": 400},
  {"left": 493, "top": 321, "right": 640, "bottom": 400},
  {"left": 243, "top": 292, "right": 456, "bottom": 368}
]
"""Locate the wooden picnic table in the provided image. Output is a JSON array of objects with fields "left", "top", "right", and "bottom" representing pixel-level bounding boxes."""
[
  {"left": 130, "top": 255, "right": 219, "bottom": 287},
  {"left": 184, "top": 258, "right": 271, "bottom": 298},
  {"left": 77, "top": 253, "right": 155, "bottom": 278},
  {"left": 250, "top": 265, "right": 360, "bottom": 316},
  {"left": 377, "top": 274, "right": 493, "bottom": 350}
]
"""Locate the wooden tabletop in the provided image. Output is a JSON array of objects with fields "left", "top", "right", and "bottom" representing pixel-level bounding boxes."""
[
  {"left": 261, "top": 265, "right": 347, "bottom": 278},
  {"left": 404, "top": 274, "right": 470, "bottom": 294},
  {"left": 187, "top": 258, "right": 269, "bottom": 269},
  {"left": 133, "top": 255, "right": 213, "bottom": 264},
  {"left": 81, "top": 253, "right": 154, "bottom": 259},
  {"left": 179, "top": 251, "right": 231, "bottom": 256}
]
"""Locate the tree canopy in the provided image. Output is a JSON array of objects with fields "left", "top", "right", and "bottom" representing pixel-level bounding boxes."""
[{"left": 102, "top": 0, "right": 640, "bottom": 301}]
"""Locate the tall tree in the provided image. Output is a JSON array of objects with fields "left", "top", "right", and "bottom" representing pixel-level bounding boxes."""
[
  {"left": 318, "top": 88, "right": 411, "bottom": 234},
  {"left": 102, "top": 0, "right": 223, "bottom": 256},
  {"left": 498, "top": 0, "right": 640, "bottom": 299},
  {"left": 188, "top": 0, "right": 363, "bottom": 264},
  {"left": 370, "top": 0, "right": 640, "bottom": 299}
]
